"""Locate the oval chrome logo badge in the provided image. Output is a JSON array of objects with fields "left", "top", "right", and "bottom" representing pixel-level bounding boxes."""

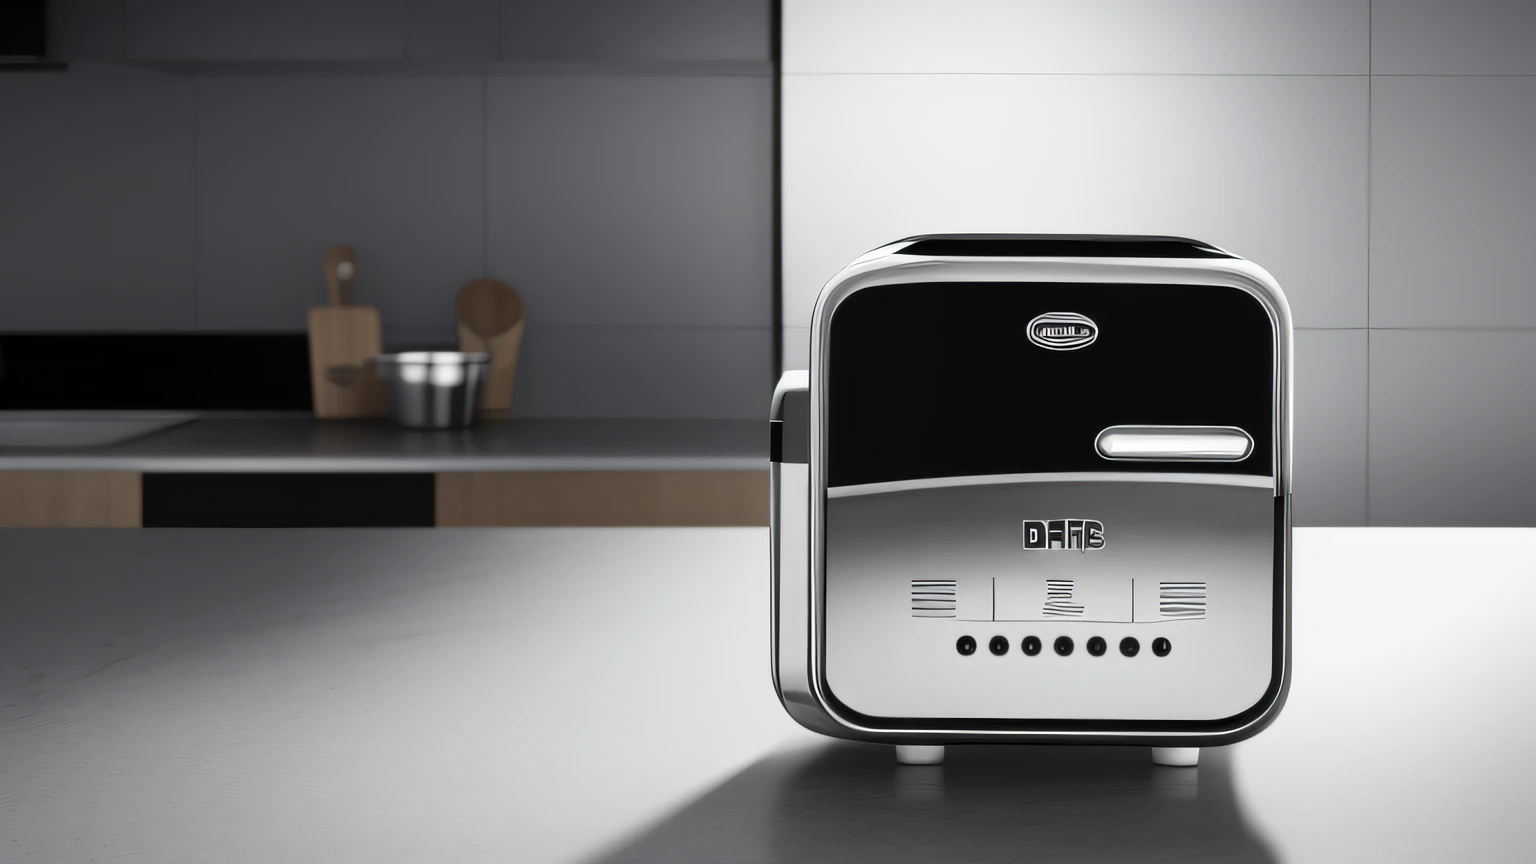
[{"left": 1027, "top": 312, "right": 1098, "bottom": 351}]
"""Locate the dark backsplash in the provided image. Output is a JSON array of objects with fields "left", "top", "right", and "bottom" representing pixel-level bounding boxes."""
[{"left": 0, "top": 333, "right": 312, "bottom": 411}]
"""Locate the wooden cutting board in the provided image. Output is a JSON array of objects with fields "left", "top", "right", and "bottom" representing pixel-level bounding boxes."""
[
  {"left": 456, "top": 278, "right": 525, "bottom": 415},
  {"left": 308, "top": 244, "right": 388, "bottom": 418}
]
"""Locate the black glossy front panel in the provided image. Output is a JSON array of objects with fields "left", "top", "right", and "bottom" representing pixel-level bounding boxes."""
[{"left": 826, "top": 282, "right": 1274, "bottom": 488}]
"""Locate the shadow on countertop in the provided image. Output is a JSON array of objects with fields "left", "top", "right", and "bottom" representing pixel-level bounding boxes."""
[{"left": 589, "top": 741, "right": 1279, "bottom": 864}]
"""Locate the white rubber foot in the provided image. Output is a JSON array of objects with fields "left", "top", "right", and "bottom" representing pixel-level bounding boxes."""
[
  {"left": 1150, "top": 747, "right": 1200, "bottom": 767},
  {"left": 895, "top": 744, "right": 946, "bottom": 766}
]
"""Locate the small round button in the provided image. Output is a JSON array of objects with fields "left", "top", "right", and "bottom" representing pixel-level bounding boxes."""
[
  {"left": 1086, "top": 636, "right": 1107, "bottom": 656},
  {"left": 1054, "top": 636, "right": 1074, "bottom": 656},
  {"left": 1120, "top": 637, "right": 1141, "bottom": 657},
  {"left": 956, "top": 635, "right": 977, "bottom": 656},
  {"left": 1152, "top": 637, "right": 1172, "bottom": 657},
  {"left": 989, "top": 635, "right": 1010, "bottom": 656},
  {"left": 1021, "top": 635, "right": 1042, "bottom": 656}
]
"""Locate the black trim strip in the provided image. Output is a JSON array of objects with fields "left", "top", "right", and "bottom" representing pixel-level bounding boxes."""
[
  {"left": 143, "top": 473, "right": 435, "bottom": 528},
  {"left": 0, "top": 333, "right": 312, "bottom": 411},
  {"left": 894, "top": 235, "right": 1233, "bottom": 260}
]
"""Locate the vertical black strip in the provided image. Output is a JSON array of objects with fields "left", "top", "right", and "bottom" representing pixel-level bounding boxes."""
[
  {"left": 769, "top": 0, "right": 784, "bottom": 380},
  {"left": 190, "top": 74, "right": 200, "bottom": 328},
  {"left": 143, "top": 474, "right": 436, "bottom": 528}
]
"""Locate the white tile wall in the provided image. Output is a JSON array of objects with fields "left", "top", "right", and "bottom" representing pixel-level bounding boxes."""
[
  {"left": 782, "top": 0, "right": 1536, "bottom": 525},
  {"left": 1293, "top": 330, "right": 1368, "bottom": 526},
  {"left": 0, "top": 64, "right": 195, "bottom": 331},
  {"left": 782, "top": 74, "right": 1369, "bottom": 329},
  {"left": 194, "top": 75, "right": 486, "bottom": 336},
  {"left": 1370, "top": 76, "right": 1536, "bottom": 328},
  {"left": 1372, "top": 0, "right": 1536, "bottom": 75},
  {"left": 784, "top": 0, "right": 1367, "bottom": 74},
  {"left": 780, "top": 327, "right": 809, "bottom": 373},
  {"left": 486, "top": 74, "right": 773, "bottom": 328},
  {"left": 1369, "top": 330, "right": 1536, "bottom": 526}
]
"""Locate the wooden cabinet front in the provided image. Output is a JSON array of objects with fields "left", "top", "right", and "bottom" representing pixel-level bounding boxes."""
[
  {"left": 435, "top": 471, "right": 769, "bottom": 527},
  {"left": 0, "top": 472, "right": 143, "bottom": 528}
]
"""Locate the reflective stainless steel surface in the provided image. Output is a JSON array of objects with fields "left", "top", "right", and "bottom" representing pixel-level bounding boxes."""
[
  {"left": 0, "top": 529, "right": 1531, "bottom": 863},
  {"left": 371, "top": 351, "right": 490, "bottom": 430},
  {"left": 827, "top": 471, "right": 1274, "bottom": 498},
  {"left": 0, "top": 412, "right": 197, "bottom": 448},
  {"left": 823, "top": 481, "right": 1275, "bottom": 723}
]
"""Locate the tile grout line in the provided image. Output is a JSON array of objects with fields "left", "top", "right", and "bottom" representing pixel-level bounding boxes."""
[
  {"left": 482, "top": 72, "right": 489, "bottom": 278},
  {"left": 781, "top": 71, "right": 1372, "bottom": 78},
  {"left": 782, "top": 72, "right": 1536, "bottom": 78},
  {"left": 1365, "top": 0, "right": 1373, "bottom": 527},
  {"left": 770, "top": 0, "right": 784, "bottom": 380},
  {"left": 486, "top": 0, "right": 500, "bottom": 283},
  {"left": 1352, "top": 326, "right": 1536, "bottom": 331}
]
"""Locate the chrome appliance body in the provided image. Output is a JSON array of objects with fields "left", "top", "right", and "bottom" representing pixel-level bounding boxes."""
[{"left": 770, "top": 235, "right": 1292, "bottom": 747}]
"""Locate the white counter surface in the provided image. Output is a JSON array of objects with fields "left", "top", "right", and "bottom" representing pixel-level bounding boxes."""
[{"left": 2, "top": 528, "right": 1533, "bottom": 863}]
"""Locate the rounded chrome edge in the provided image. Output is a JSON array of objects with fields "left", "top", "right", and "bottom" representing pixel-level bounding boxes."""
[
  {"left": 827, "top": 471, "right": 1274, "bottom": 498},
  {"left": 770, "top": 369, "right": 810, "bottom": 420},
  {"left": 799, "top": 239, "right": 1294, "bottom": 743}
]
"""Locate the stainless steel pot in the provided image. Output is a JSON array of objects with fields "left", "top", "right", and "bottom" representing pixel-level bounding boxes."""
[{"left": 370, "top": 352, "right": 489, "bottom": 429}]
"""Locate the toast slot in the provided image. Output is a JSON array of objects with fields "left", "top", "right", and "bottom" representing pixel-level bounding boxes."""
[{"left": 1095, "top": 426, "right": 1253, "bottom": 462}]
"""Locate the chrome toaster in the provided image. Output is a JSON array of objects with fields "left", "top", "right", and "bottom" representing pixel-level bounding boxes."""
[{"left": 770, "top": 235, "right": 1292, "bottom": 767}]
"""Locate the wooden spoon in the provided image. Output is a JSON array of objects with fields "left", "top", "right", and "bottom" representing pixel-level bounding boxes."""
[{"left": 456, "top": 278, "right": 525, "bottom": 415}]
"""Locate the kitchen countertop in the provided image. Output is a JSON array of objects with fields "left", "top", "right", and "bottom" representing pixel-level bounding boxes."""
[
  {"left": 0, "top": 415, "right": 767, "bottom": 472},
  {"left": 2, "top": 527, "right": 1534, "bottom": 863}
]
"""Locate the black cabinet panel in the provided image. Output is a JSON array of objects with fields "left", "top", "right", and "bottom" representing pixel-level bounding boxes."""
[
  {"left": 143, "top": 474, "right": 435, "bottom": 528},
  {"left": 0, "top": 334, "right": 311, "bottom": 410}
]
